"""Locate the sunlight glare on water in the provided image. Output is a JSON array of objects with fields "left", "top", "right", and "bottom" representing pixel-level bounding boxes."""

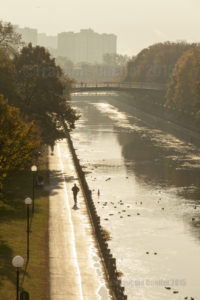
[{"left": 72, "top": 94, "right": 200, "bottom": 300}]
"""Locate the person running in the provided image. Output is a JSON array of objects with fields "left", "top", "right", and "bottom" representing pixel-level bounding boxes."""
[
  {"left": 50, "top": 143, "right": 54, "bottom": 156},
  {"left": 72, "top": 183, "right": 80, "bottom": 207}
]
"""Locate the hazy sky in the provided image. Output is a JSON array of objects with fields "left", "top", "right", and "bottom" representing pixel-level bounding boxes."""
[{"left": 1, "top": 0, "right": 200, "bottom": 55}]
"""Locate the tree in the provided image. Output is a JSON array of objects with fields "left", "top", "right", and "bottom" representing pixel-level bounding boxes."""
[
  {"left": 126, "top": 42, "right": 199, "bottom": 83},
  {"left": 56, "top": 56, "right": 74, "bottom": 74},
  {"left": 14, "top": 44, "right": 79, "bottom": 145},
  {"left": 103, "top": 53, "right": 130, "bottom": 67},
  {"left": 166, "top": 47, "right": 200, "bottom": 116},
  {"left": 0, "top": 48, "right": 19, "bottom": 105},
  {"left": 0, "top": 94, "right": 40, "bottom": 189},
  {"left": 0, "top": 20, "right": 22, "bottom": 53}
]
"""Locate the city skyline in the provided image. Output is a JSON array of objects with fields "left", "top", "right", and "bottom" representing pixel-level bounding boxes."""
[
  {"left": 1, "top": 0, "right": 200, "bottom": 55},
  {"left": 15, "top": 26, "right": 117, "bottom": 64}
]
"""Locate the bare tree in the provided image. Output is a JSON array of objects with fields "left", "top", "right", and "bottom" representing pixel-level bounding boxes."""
[{"left": 0, "top": 20, "right": 22, "bottom": 53}]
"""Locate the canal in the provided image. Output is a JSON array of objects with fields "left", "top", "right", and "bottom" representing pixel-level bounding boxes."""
[{"left": 71, "top": 92, "right": 200, "bottom": 300}]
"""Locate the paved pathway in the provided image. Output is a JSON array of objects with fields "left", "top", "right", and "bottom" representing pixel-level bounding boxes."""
[{"left": 49, "top": 140, "right": 111, "bottom": 300}]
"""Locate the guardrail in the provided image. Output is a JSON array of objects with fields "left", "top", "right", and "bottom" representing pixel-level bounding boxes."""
[
  {"left": 66, "top": 131, "right": 128, "bottom": 300},
  {"left": 73, "top": 82, "right": 166, "bottom": 91}
]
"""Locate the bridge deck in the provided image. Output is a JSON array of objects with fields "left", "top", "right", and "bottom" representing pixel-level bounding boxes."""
[{"left": 73, "top": 82, "right": 166, "bottom": 92}]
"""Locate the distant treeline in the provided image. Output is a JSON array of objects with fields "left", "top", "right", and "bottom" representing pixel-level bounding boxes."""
[
  {"left": 126, "top": 42, "right": 200, "bottom": 117},
  {"left": 56, "top": 53, "right": 129, "bottom": 83}
]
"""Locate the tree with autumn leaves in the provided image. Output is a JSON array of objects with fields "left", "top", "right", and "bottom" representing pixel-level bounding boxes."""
[
  {"left": 0, "top": 21, "right": 79, "bottom": 189},
  {"left": 166, "top": 47, "right": 200, "bottom": 118},
  {"left": 126, "top": 42, "right": 198, "bottom": 84},
  {"left": 0, "top": 95, "right": 40, "bottom": 190},
  {"left": 126, "top": 41, "right": 200, "bottom": 122},
  {"left": 14, "top": 43, "right": 79, "bottom": 145},
  {"left": 0, "top": 48, "right": 19, "bottom": 104}
]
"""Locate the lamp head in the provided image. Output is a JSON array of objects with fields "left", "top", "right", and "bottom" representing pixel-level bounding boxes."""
[
  {"left": 31, "top": 165, "right": 37, "bottom": 172},
  {"left": 12, "top": 256, "right": 24, "bottom": 268},
  {"left": 25, "top": 197, "right": 32, "bottom": 205}
]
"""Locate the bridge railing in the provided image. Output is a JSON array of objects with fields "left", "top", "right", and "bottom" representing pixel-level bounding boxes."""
[{"left": 74, "top": 82, "right": 166, "bottom": 91}]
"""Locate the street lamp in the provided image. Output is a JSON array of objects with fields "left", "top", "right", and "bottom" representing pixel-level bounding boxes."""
[
  {"left": 31, "top": 165, "right": 37, "bottom": 214},
  {"left": 24, "top": 197, "right": 32, "bottom": 261},
  {"left": 12, "top": 255, "right": 24, "bottom": 300}
]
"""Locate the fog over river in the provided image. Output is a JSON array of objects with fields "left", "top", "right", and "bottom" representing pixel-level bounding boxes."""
[{"left": 71, "top": 92, "right": 200, "bottom": 300}]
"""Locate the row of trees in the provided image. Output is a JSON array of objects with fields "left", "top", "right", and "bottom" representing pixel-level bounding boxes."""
[
  {"left": 0, "top": 20, "right": 79, "bottom": 189},
  {"left": 126, "top": 42, "right": 198, "bottom": 83},
  {"left": 56, "top": 53, "right": 129, "bottom": 83},
  {"left": 125, "top": 41, "right": 200, "bottom": 118}
]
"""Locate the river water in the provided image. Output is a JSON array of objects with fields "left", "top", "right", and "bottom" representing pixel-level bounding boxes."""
[{"left": 71, "top": 92, "right": 200, "bottom": 300}]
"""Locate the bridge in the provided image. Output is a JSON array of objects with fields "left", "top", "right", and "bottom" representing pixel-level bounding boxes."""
[{"left": 73, "top": 82, "right": 166, "bottom": 93}]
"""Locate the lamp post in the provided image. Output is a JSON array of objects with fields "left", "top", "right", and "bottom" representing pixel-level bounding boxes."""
[
  {"left": 12, "top": 256, "right": 24, "bottom": 300},
  {"left": 31, "top": 165, "right": 37, "bottom": 214},
  {"left": 24, "top": 197, "right": 32, "bottom": 261}
]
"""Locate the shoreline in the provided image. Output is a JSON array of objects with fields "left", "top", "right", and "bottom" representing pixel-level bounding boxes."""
[
  {"left": 66, "top": 132, "right": 128, "bottom": 300},
  {"left": 111, "top": 91, "right": 200, "bottom": 148}
]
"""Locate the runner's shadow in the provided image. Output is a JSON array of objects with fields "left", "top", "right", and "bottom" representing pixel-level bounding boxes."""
[{"left": 65, "top": 175, "right": 78, "bottom": 182}]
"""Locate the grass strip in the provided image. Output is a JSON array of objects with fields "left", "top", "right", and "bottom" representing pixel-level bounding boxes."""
[{"left": 0, "top": 146, "right": 49, "bottom": 299}]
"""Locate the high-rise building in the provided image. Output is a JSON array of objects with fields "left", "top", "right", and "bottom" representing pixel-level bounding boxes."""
[
  {"left": 57, "top": 32, "right": 76, "bottom": 61},
  {"left": 15, "top": 26, "right": 38, "bottom": 46},
  {"left": 57, "top": 29, "right": 117, "bottom": 63},
  {"left": 38, "top": 33, "right": 57, "bottom": 49},
  {"left": 102, "top": 33, "right": 117, "bottom": 57}
]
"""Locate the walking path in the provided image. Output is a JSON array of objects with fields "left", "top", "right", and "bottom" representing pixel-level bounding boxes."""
[{"left": 49, "top": 140, "right": 111, "bottom": 300}]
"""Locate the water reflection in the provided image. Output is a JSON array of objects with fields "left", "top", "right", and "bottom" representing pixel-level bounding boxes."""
[
  {"left": 117, "top": 130, "right": 200, "bottom": 191},
  {"left": 72, "top": 94, "right": 200, "bottom": 300}
]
